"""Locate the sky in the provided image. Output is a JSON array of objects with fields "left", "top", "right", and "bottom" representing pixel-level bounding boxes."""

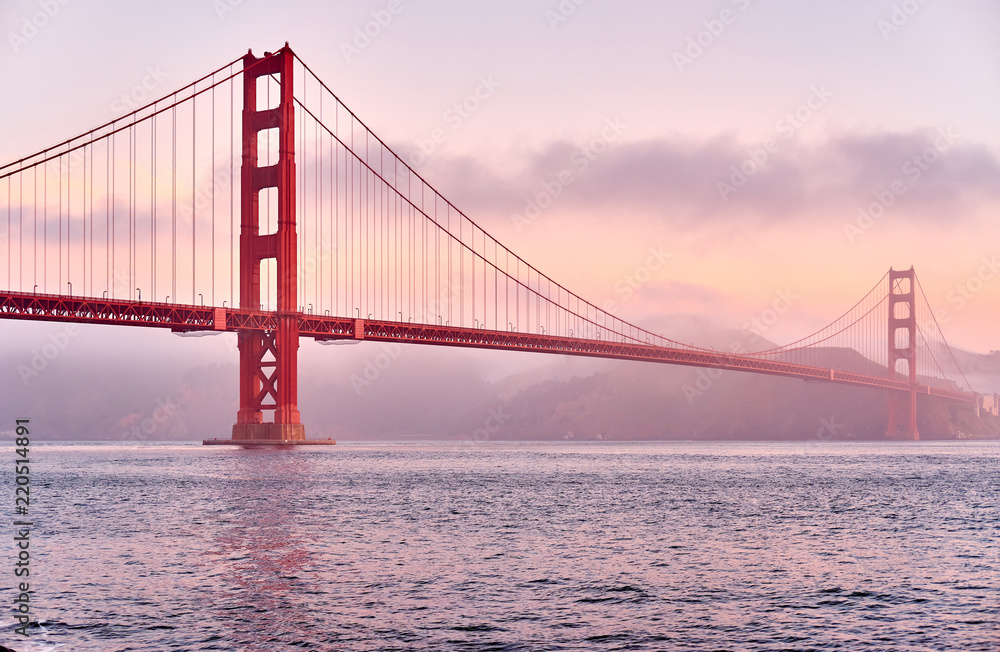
[{"left": 1, "top": 0, "right": 998, "bottom": 364}]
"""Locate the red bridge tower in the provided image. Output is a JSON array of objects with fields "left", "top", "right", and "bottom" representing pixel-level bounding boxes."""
[
  {"left": 231, "top": 45, "right": 305, "bottom": 443},
  {"left": 887, "top": 267, "right": 919, "bottom": 440}
]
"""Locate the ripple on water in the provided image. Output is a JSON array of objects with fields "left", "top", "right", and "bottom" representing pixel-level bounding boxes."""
[{"left": 11, "top": 441, "right": 999, "bottom": 651}]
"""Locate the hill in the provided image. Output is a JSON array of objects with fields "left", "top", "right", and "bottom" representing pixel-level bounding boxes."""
[{"left": 1, "top": 324, "right": 997, "bottom": 441}]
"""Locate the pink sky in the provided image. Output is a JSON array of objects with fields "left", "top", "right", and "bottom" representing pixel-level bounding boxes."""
[{"left": 1, "top": 0, "right": 998, "bottom": 354}]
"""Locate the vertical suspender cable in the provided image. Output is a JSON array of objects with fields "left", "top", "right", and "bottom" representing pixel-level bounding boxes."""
[
  {"left": 192, "top": 89, "right": 197, "bottom": 304},
  {"left": 19, "top": 172, "right": 23, "bottom": 292},
  {"left": 334, "top": 100, "right": 339, "bottom": 316},
  {"left": 152, "top": 110, "right": 156, "bottom": 300},
  {"left": 172, "top": 99, "right": 177, "bottom": 302},
  {"left": 62, "top": 148, "right": 66, "bottom": 294},
  {"left": 266, "top": 78, "right": 271, "bottom": 310},
  {"left": 43, "top": 158, "right": 47, "bottom": 292},
  {"left": 109, "top": 133, "right": 114, "bottom": 297},
  {"left": 301, "top": 81, "right": 307, "bottom": 311},
  {"left": 128, "top": 125, "right": 133, "bottom": 298},
  {"left": 319, "top": 90, "right": 323, "bottom": 314},
  {"left": 105, "top": 139, "right": 110, "bottom": 294},
  {"left": 230, "top": 66, "right": 235, "bottom": 308},
  {"left": 212, "top": 77, "right": 216, "bottom": 306},
  {"left": 5, "top": 177, "right": 9, "bottom": 289},
  {"left": 334, "top": 102, "right": 339, "bottom": 315}
]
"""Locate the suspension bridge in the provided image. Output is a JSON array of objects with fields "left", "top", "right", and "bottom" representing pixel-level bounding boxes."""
[{"left": 0, "top": 44, "right": 976, "bottom": 444}]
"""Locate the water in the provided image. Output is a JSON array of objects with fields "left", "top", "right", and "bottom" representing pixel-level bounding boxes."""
[{"left": 3, "top": 440, "right": 997, "bottom": 651}]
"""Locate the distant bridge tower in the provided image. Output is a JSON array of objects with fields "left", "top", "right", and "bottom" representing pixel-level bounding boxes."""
[
  {"left": 887, "top": 267, "right": 919, "bottom": 440},
  {"left": 232, "top": 45, "right": 305, "bottom": 442}
]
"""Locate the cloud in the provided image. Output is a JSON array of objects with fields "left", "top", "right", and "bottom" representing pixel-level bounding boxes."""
[{"left": 410, "top": 129, "right": 1000, "bottom": 226}]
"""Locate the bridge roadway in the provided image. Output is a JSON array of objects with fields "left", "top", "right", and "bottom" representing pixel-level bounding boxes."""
[{"left": 0, "top": 291, "right": 975, "bottom": 404}]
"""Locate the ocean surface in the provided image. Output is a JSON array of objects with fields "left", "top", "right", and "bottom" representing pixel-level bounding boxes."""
[{"left": 2, "top": 440, "right": 997, "bottom": 651}]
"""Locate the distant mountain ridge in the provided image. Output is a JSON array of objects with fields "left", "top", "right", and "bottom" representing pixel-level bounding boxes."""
[{"left": 1, "top": 323, "right": 997, "bottom": 441}]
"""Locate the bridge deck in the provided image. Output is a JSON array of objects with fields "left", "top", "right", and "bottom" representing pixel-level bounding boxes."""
[{"left": 0, "top": 291, "right": 974, "bottom": 404}]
